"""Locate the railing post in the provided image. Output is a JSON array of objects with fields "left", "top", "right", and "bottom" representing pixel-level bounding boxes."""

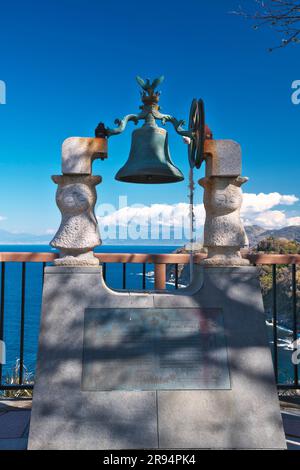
[
  {"left": 272, "top": 264, "right": 278, "bottom": 384},
  {"left": 19, "top": 262, "right": 26, "bottom": 385},
  {"left": 292, "top": 264, "right": 299, "bottom": 386},
  {"left": 142, "top": 263, "right": 146, "bottom": 290},
  {"left": 0, "top": 262, "right": 5, "bottom": 385},
  {"left": 154, "top": 263, "right": 166, "bottom": 290},
  {"left": 122, "top": 263, "right": 126, "bottom": 290},
  {"left": 175, "top": 264, "right": 179, "bottom": 290}
]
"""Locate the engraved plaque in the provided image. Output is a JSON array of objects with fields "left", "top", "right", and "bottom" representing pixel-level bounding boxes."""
[{"left": 82, "top": 308, "right": 230, "bottom": 391}]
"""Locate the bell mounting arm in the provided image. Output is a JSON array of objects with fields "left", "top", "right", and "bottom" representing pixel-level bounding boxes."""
[
  {"left": 151, "top": 109, "right": 192, "bottom": 138},
  {"left": 105, "top": 113, "right": 146, "bottom": 137}
]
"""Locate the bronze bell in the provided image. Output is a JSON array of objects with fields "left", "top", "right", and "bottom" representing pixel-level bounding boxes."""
[
  {"left": 106, "top": 76, "right": 185, "bottom": 184},
  {"left": 115, "top": 122, "right": 184, "bottom": 184}
]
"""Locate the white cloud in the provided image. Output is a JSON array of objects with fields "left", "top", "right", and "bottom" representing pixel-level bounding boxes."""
[
  {"left": 243, "top": 211, "right": 300, "bottom": 229},
  {"left": 98, "top": 203, "right": 206, "bottom": 229},
  {"left": 241, "top": 193, "right": 298, "bottom": 215},
  {"left": 98, "top": 202, "right": 205, "bottom": 241},
  {"left": 45, "top": 228, "right": 56, "bottom": 235},
  {"left": 248, "top": 210, "right": 287, "bottom": 229},
  {"left": 241, "top": 193, "right": 300, "bottom": 229},
  {"left": 286, "top": 216, "right": 300, "bottom": 226},
  {"left": 0, "top": 216, "right": 6, "bottom": 222}
]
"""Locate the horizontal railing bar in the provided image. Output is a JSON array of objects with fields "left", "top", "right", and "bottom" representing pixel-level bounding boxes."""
[
  {"left": 246, "top": 254, "right": 300, "bottom": 265},
  {"left": 97, "top": 253, "right": 207, "bottom": 264},
  {"left": 1, "top": 252, "right": 300, "bottom": 265},
  {"left": 0, "top": 253, "right": 57, "bottom": 262},
  {"left": 0, "top": 384, "right": 34, "bottom": 391},
  {"left": 277, "top": 384, "right": 300, "bottom": 390}
]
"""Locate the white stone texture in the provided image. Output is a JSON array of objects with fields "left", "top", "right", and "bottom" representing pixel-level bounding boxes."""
[
  {"left": 62, "top": 137, "right": 107, "bottom": 175},
  {"left": 51, "top": 175, "right": 102, "bottom": 266}
]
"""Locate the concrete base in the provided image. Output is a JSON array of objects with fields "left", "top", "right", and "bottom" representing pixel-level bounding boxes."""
[{"left": 28, "top": 266, "right": 286, "bottom": 449}]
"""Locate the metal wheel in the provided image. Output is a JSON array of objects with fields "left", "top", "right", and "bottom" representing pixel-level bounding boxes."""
[{"left": 188, "top": 98, "right": 205, "bottom": 169}]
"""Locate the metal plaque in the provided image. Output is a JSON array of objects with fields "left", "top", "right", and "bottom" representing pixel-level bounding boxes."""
[{"left": 82, "top": 308, "right": 230, "bottom": 391}]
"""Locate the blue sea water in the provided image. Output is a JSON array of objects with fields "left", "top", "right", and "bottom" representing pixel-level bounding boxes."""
[{"left": 0, "top": 244, "right": 180, "bottom": 380}]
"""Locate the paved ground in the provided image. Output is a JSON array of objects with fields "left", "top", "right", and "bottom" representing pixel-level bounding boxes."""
[
  {"left": 0, "top": 399, "right": 31, "bottom": 450},
  {"left": 0, "top": 399, "right": 299, "bottom": 450}
]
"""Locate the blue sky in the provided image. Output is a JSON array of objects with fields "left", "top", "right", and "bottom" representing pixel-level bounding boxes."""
[{"left": 0, "top": 0, "right": 299, "bottom": 236}]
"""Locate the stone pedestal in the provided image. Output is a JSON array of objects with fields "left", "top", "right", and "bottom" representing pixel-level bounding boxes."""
[{"left": 51, "top": 175, "right": 102, "bottom": 266}]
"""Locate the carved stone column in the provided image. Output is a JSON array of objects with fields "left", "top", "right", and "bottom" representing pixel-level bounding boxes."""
[
  {"left": 199, "top": 140, "right": 250, "bottom": 266},
  {"left": 51, "top": 136, "right": 107, "bottom": 266}
]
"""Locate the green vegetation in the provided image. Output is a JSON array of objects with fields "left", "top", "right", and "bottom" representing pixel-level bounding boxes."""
[
  {"left": 256, "top": 237, "right": 300, "bottom": 254},
  {"left": 254, "top": 238, "right": 300, "bottom": 329}
]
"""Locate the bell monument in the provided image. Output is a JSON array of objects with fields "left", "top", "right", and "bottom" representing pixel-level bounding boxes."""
[{"left": 28, "top": 76, "right": 286, "bottom": 450}]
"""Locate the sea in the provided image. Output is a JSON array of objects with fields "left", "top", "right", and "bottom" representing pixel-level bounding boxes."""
[
  {"left": 0, "top": 244, "right": 297, "bottom": 386},
  {"left": 0, "top": 244, "right": 180, "bottom": 382}
]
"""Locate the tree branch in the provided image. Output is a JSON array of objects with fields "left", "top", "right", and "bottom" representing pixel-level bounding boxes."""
[{"left": 232, "top": 0, "right": 300, "bottom": 50}]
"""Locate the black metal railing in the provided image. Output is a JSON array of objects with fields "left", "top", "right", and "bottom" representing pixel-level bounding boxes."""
[
  {"left": 0, "top": 261, "right": 36, "bottom": 391},
  {"left": 0, "top": 253, "right": 299, "bottom": 392},
  {"left": 274, "top": 263, "right": 299, "bottom": 390}
]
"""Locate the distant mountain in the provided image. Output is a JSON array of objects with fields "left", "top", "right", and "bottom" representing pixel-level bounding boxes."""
[
  {"left": 0, "top": 225, "right": 299, "bottom": 247},
  {"left": 245, "top": 225, "right": 300, "bottom": 248},
  {"left": 262, "top": 226, "right": 300, "bottom": 243},
  {"left": 0, "top": 227, "right": 188, "bottom": 246}
]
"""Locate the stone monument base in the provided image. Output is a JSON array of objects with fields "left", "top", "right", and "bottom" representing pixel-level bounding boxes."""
[{"left": 28, "top": 266, "right": 286, "bottom": 449}]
